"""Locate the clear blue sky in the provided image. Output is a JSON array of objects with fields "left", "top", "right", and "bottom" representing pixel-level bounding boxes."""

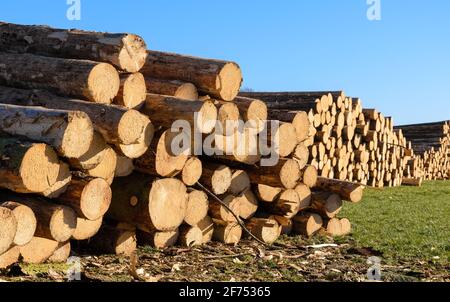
[{"left": 1, "top": 0, "right": 449, "bottom": 125}]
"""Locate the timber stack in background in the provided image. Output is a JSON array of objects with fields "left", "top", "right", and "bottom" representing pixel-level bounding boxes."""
[{"left": 0, "top": 21, "right": 445, "bottom": 269}]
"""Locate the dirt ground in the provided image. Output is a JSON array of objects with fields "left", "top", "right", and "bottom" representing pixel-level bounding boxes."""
[{"left": 1, "top": 236, "right": 448, "bottom": 282}]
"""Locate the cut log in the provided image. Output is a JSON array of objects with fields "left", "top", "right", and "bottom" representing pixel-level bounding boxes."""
[
  {"left": 229, "top": 170, "right": 251, "bottom": 195},
  {"left": 324, "top": 218, "right": 342, "bottom": 237},
  {"left": 315, "top": 177, "right": 364, "bottom": 203},
  {"left": 263, "top": 189, "right": 300, "bottom": 219},
  {"left": 197, "top": 216, "right": 215, "bottom": 244},
  {"left": 339, "top": 218, "right": 352, "bottom": 236},
  {"left": 115, "top": 73, "right": 147, "bottom": 109},
  {"left": 42, "top": 162, "right": 72, "bottom": 199},
  {"left": 402, "top": 178, "right": 423, "bottom": 187},
  {"left": 0, "top": 104, "right": 93, "bottom": 159},
  {"left": 115, "top": 155, "right": 135, "bottom": 177},
  {"left": 292, "top": 213, "right": 323, "bottom": 237},
  {"left": 0, "top": 22, "right": 148, "bottom": 72},
  {"left": 0, "top": 87, "right": 154, "bottom": 156},
  {"left": 300, "top": 165, "right": 318, "bottom": 188},
  {"left": 68, "top": 132, "right": 108, "bottom": 171},
  {"left": 0, "top": 246, "right": 20, "bottom": 269},
  {"left": 85, "top": 146, "right": 117, "bottom": 184},
  {"left": 71, "top": 216, "right": 103, "bottom": 241},
  {"left": 145, "top": 78, "right": 198, "bottom": 100},
  {"left": 294, "top": 183, "right": 312, "bottom": 210},
  {"left": 311, "top": 192, "right": 343, "bottom": 219},
  {"left": 141, "top": 50, "right": 242, "bottom": 101},
  {"left": 20, "top": 237, "right": 59, "bottom": 264},
  {"left": 0, "top": 193, "right": 77, "bottom": 242},
  {"left": 142, "top": 94, "right": 217, "bottom": 134},
  {"left": 136, "top": 229, "right": 179, "bottom": 249},
  {"left": 199, "top": 164, "right": 232, "bottom": 195},
  {"left": 209, "top": 195, "right": 240, "bottom": 222},
  {"left": 236, "top": 189, "right": 259, "bottom": 219},
  {"left": 56, "top": 177, "right": 112, "bottom": 220},
  {"left": 292, "top": 111, "right": 311, "bottom": 142},
  {"left": 233, "top": 96, "right": 267, "bottom": 132},
  {"left": 255, "top": 184, "right": 282, "bottom": 203},
  {"left": 0, "top": 137, "right": 60, "bottom": 194},
  {"left": 178, "top": 225, "right": 203, "bottom": 247},
  {"left": 246, "top": 159, "right": 301, "bottom": 189},
  {"left": 212, "top": 220, "right": 242, "bottom": 245},
  {"left": 48, "top": 241, "right": 71, "bottom": 263},
  {"left": 293, "top": 143, "right": 310, "bottom": 170},
  {"left": 108, "top": 173, "right": 187, "bottom": 232},
  {"left": 0, "top": 207, "right": 17, "bottom": 254},
  {"left": 261, "top": 122, "right": 298, "bottom": 158},
  {"left": 217, "top": 102, "right": 240, "bottom": 136},
  {"left": 0, "top": 52, "right": 120, "bottom": 103},
  {"left": 245, "top": 218, "right": 280, "bottom": 244},
  {"left": 0, "top": 201, "right": 36, "bottom": 246},
  {"left": 272, "top": 215, "right": 293, "bottom": 235},
  {"left": 88, "top": 226, "right": 136, "bottom": 256},
  {"left": 182, "top": 157, "right": 203, "bottom": 186},
  {"left": 185, "top": 190, "right": 209, "bottom": 226}
]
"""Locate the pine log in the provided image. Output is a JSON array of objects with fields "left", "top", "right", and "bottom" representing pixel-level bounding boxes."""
[
  {"left": 324, "top": 218, "right": 342, "bottom": 237},
  {"left": 339, "top": 218, "right": 352, "bottom": 236},
  {"left": 142, "top": 94, "right": 217, "bottom": 134},
  {"left": 244, "top": 218, "right": 280, "bottom": 244},
  {"left": 136, "top": 229, "right": 179, "bottom": 249},
  {"left": 236, "top": 189, "right": 259, "bottom": 219},
  {"left": 0, "top": 246, "right": 20, "bottom": 269},
  {"left": 255, "top": 184, "right": 282, "bottom": 203},
  {"left": 108, "top": 173, "right": 187, "bottom": 232},
  {"left": 315, "top": 177, "right": 364, "bottom": 203},
  {"left": 0, "top": 137, "right": 60, "bottom": 194},
  {"left": 263, "top": 189, "right": 300, "bottom": 219},
  {"left": 0, "top": 87, "right": 154, "bottom": 158},
  {"left": 300, "top": 165, "right": 318, "bottom": 188},
  {"left": 87, "top": 225, "right": 136, "bottom": 256},
  {"left": 0, "top": 207, "right": 17, "bottom": 254},
  {"left": 310, "top": 192, "right": 343, "bottom": 219},
  {"left": 56, "top": 177, "right": 112, "bottom": 221},
  {"left": 19, "top": 237, "right": 59, "bottom": 264},
  {"left": 294, "top": 183, "right": 312, "bottom": 210},
  {"left": 115, "top": 73, "right": 147, "bottom": 109},
  {"left": 115, "top": 155, "right": 135, "bottom": 177},
  {"left": 209, "top": 195, "right": 240, "bottom": 222},
  {"left": 185, "top": 190, "right": 209, "bottom": 227},
  {"left": 145, "top": 78, "right": 198, "bottom": 100},
  {"left": 0, "top": 52, "right": 119, "bottom": 103},
  {"left": 0, "top": 192, "right": 77, "bottom": 242},
  {"left": 197, "top": 216, "right": 215, "bottom": 244},
  {"left": 199, "top": 164, "right": 232, "bottom": 195},
  {"left": 42, "top": 162, "right": 72, "bottom": 199},
  {"left": 85, "top": 146, "right": 117, "bottom": 184},
  {"left": 0, "top": 104, "right": 93, "bottom": 159},
  {"left": 0, "top": 201, "right": 36, "bottom": 246},
  {"left": 232, "top": 96, "right": 267, "bottom": 132},
  {"left": 402, "top": 178, "right": 423, "bottom": 187},
  {"left": 272, "top": 215, "right": 293, "bottom": 235},
  {"left": 217, "top": 102, "right": 240, "bottom": 136},
  {"left": 212, "top": 220, "right": 242, "bottom": 245},
  {"left": 229, "top": 170, "right": 251, "bottom": 195},
  {"left": 71, "top": 217, "right": 103, "bottom": 241},
  {"left": 48, "top": 241, "right": 71, "bottom": 263},
  {"left": 178, "top": 225, "right": 203, "bottom": 247},
  {"left": 68, "top": 132, "right": 108, "bottom": 171},
  {"left": 292, "top": 112, "right": 311, "bottom": 142},
  {"left": 246, "top": 159, "right": 301, "bottom": 189},
  {"left": 141, "top": 50, "right": 242, "bottom": 101},
  {"left": 292, "top": 213, "right": 323, "bottom": 237},
  {"left": 181, "top": 157, "right": 203, "bottom": 186}
]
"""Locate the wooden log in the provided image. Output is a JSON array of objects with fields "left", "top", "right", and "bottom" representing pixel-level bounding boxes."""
[
  {"left": 209, "top": 195, "right": 240, "bottom": 222},
  {"left": 263, "top": 189, "right": 300, "bottom": 219},
  {"left": 246, "top": 159, "right": 301, "bottom": 189},
  {"left": 0, "top": 137, "right": 60, "bottom": 194},
  {"left": 181, "top": 157, "right": 203, "bottom": 186},
  {"left": 48, "top": 241, "right": 71, "bottom": 263},
  {"left": 0, "top": 193, "right": 77, "bottom": 242},
  {"left": 141, "top": 50, "right": 242, "bottom": 101},
  {"left": 0, "top": 202, "right": 36, "bottom": 246},
  {"left": 217, "top": 102, "right": 240, "bottom": 136},
  {"left": 71, "top": 216, "right": 103, "bottom": 241},
  {"left": 240, "top": 92, "right": 326, "bottom": 112},
  {"left": 55, "top": 177, "right": 112, "bottom": 221},
  {"left": 0, "top": 207, "right": 17, "bottom": 254},
  {"left": 136, "top": 229, "right": 179, "bottom": 249},
  {"left": 294, "top": 183, "right": 312, "bottom": 210},
  {"left": 199, "top": 164, "right": 232, "bottom": 195},
  {"left": 233, "top": 96, "right": 267, "bottom": 132},
  {"left": 323, "top": 218, "right": 342, "bottom": 237},
  {"left": 42, "top": 162, "right": 72, "bottom": 199},
  {"left": 340, "top": 218, "right": 352, "bottom": 236},
  {"left": 197, "top": 216, "right": 215, "bottom": 244},
  {"left": 212, "top": 220, "right": 242, "bottom": 245},
  {"left": 142, "top": 94, "right": 217, "bottom": 134},
  {"left": 145, "top": 78, "right": 198, "bottom": 100},
  {"left": 115, "top": 155, "right": 135, "bottom": 177},
  {"left": 402, "top": 177, "right": 423, "bottom": 187},
  {"left": 292, "top": 111, "right": 311, "bottom": 143},
  {"left": 0, "top": 246, "right": 20, "bottom": 269},
  {"left": 300, "top": 165, "right": 318, "bottom": 188},
  {"left": 108, "top": 173, "right": 187, "bottom": 232},
  {"left": 229, "top": 170, "right": 251, "bottom": 195},
  {"left": 0, "top": 52, "right": 120, "bottom": 103},
  {"left": 315, "top": 177, "right": 364, "bottom": 203},
  {"left": 19, "top": 237, "right": 59, "bottom": 264},
  {"left": 236, "top": 189, "right": 259, "bottom": 219},
  {"left": 292, "top": 213, "right": 323, "bottom": 237},
  {"left": 87, "top": 225, "right": 136, "bottom": 256},
  {"left": 185, "top": 190, "right": 209, "bottom": 227},
  {"left": 0, "top": 87, "right": 154, "bottom": 158},
  {"left": 0, "top": 104, "right": 93, "bottom": 159},
  {"left": 271, "top": 215, "right": 293, "bottom": 235},
  {"left": 67, "top": 132, "right": 108, "bottom": 171},
  {"left": 85, "top": 146, "right": 117, "bottom": 184},
  {"left": 115, "top": 73, "right": 147, "bottom": 109},
  {"left": 0, "top": 22, "right": 148, "bottom": 72},
  {"left": 310, "top": 192, "right": 343, "bottom": 219},
  {"left": 178, "top": 225, "right": 203, "bottom": 247},
  {"left": 244, "top": 218, "right": 280, "bottom": 244},
  {"left": 255, "top": 184, "right": 282, "bottom": 203}
]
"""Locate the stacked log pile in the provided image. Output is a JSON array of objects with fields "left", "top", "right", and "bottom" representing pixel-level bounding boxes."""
[
  {"left": 241, "top": 91, "right": 417, "bottom": 188},
  {"left": 0, "top": 22, "right": 363, "bottom": 269},
  {"left": 395, "top": 121, "right": 450, "bottom": 181}
]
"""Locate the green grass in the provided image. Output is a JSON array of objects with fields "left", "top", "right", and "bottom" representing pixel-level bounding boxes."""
[{"left": 340, "top": 181, "right": 450, "bottom": 264}]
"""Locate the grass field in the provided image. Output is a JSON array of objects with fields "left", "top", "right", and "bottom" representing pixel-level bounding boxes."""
[{"left": 1, "top": 181, "right": 449, "bottom": 282}]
